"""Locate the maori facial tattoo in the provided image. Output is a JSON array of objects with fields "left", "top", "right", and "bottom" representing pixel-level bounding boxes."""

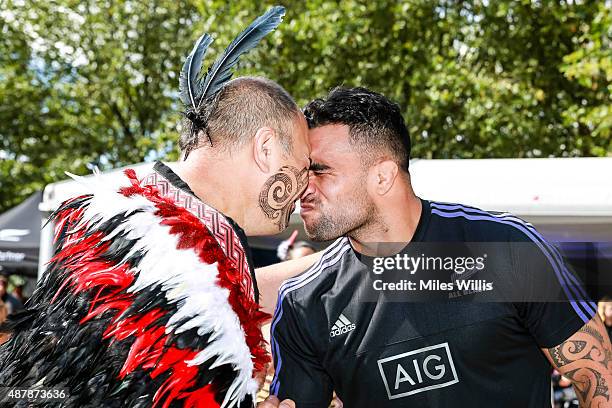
[{"left": 259, "top": 165, "right": 309, "bottom": 231}]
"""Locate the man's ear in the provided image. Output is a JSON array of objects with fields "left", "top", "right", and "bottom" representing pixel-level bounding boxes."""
[
  {"left": 370, "top": 160, "right": 399, "bottom": 196},
  {"left": 253, "top": 127, "right": 275, "bottom": 172}
]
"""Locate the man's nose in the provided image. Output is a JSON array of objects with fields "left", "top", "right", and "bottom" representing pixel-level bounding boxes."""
[{"left": 300, "top": 177, "right": 316, "bottom": 201}]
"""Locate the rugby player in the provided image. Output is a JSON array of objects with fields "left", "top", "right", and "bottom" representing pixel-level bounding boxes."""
[{"left": 265, "top": 87, "right": 612, "bottom": 407}]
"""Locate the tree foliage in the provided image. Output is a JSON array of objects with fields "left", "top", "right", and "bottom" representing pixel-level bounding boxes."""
[{"left": 1, "top": 0, "right": 610, "bottom": 212}]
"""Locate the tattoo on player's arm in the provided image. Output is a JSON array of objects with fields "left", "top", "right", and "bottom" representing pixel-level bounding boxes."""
[{"left": 543, "top": 316, "right": 612, "bottom": 408}]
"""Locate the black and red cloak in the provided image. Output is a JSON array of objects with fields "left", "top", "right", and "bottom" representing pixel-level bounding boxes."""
[
  {"left": 0, "top": 7, "right": 286, "bottom": 406},
  {"left": 0, "top": 163, "right": 269, "bottom": 407}
]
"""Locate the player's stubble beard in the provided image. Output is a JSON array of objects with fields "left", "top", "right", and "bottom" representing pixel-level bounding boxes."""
[
  {"left": 303, "top": 184, "right": 375, "bottom": 242},
  {"left": 258, "top": 165, "right": 309, "bottom": 232}
]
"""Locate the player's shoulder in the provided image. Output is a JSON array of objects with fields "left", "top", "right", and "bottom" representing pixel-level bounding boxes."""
[
  {"left": 427, "top": 200, "right": 540, "bottom": 243},
  {"left": 277, "top": 237, "right": 352, "bottom": 307}
]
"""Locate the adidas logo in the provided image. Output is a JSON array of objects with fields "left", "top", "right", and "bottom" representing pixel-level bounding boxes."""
[{"left": 330, "top": 314, "right": 356, "bottom": 337}]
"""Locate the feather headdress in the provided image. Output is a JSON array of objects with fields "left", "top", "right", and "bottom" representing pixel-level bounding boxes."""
[{"left": 179, "top": 6, "right": 286, "bottom": 153}]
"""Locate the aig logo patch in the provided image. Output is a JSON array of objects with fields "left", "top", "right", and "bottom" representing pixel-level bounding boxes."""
[{"left": 377, "top": 342, "right": 459, "bottom": 400}]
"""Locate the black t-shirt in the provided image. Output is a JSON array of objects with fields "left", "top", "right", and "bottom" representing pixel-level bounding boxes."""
[{"left": 270, "top": 199, "right": 596, "bottom": 407}]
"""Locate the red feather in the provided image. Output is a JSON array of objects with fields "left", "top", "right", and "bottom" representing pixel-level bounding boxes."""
[{"left": 49, "top": 169, "right": 269, "bottom": 406}]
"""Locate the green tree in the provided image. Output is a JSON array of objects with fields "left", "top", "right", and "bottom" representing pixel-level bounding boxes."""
[
  {"left": 259, "top": 0, "right": 608, "bottom": 159},
  {"left": 0, "top": 0, "right": 201, "bottom": 211},
  {"left": 560, "top": 1, "right": 611, "bottom": 155}
]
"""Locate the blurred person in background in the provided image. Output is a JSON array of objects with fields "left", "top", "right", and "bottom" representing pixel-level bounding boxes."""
[
  {"left": 9, "top": 275, "right": 27, "bottom": 305},
  {"left": 287, "top": 241, "right": 316, "bottom": 260},
  {"left": 599, "top": 296, "right": 612, "bottom": 341},
  {"left": 553, "top": 368, "right": 579, "bottom": 408},
  {"left": 276, "top": 231, "right": 317, "bottom": 261},
  {"left": 0, "top": 275, "right": 22, "bottom": 316},
  {"left": 11, "top": 284, "right": 26, "bottom": 305},
  {"left": 0, "top": 300, "right": 7, "bottom": 346},
  {"left": 0, "top": 276, "right": 15, "bottom": 345}
]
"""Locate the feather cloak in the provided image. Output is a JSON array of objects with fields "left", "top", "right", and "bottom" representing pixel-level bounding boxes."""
[{"left": 0, "top": 167, "right": 269, "bottom": 408}]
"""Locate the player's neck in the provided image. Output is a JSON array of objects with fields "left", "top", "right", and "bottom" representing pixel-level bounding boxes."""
[
  {"left": 349, "top": 190, "right": 422, "bottom": 257},
  {"left": 172, "top": 154, "right": 251, "bottom": 227}
]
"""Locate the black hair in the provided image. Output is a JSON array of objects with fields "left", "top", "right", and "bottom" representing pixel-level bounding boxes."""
[{"left": 303, "top": 87, "right": 410, "bottom": 171}]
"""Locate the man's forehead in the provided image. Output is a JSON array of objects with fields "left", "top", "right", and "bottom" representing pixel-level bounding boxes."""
[
  {"left": 308, "top": 124, "right": 352, "bottom": 162},
  {"left": 308, "top": 148, "right": 329, "bottom": 167},
  {"left": 308, "top": 124, "right": 350, "bottom": 144}
]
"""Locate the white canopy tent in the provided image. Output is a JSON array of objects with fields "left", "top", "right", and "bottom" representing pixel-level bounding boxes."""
[
  {"left": 39, "top": 157, "right": 612, "bottom": 274},
  {"left": 409, "top": 157, "right": 612, "bottom": 241}
]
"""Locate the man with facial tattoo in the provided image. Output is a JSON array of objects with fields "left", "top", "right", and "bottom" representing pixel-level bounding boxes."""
[
  {"left": 0, "top": 7, "right": 303, "bottom": 408},
  {"left": 0, "top": 75, "right": 308, "bottom": 408},
  {"left": 172, "top": 75, "right": 310, "bottom": 250}
]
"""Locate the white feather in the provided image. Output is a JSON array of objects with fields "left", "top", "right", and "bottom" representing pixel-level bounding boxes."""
[{"left": 67, "top": 170, "right": 257, "bottom": 405}]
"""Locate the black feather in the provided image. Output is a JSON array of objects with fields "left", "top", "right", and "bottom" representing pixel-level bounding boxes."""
[
  {"left": 179, "top": 33, "right": 213, "bottom": 112},
  {"left": 0, "top": 308, "right": 38, "bottom": 333},
  {"left": 198, "top": 6, "right": 286, "bottom": 108}
]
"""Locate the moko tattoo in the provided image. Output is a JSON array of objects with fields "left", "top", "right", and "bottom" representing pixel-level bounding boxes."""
[{"left": 259, "top": 165, "right": 308, "bottom": 231}]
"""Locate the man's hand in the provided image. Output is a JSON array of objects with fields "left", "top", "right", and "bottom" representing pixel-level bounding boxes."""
[
  {"left": 257, "top": 395, "right": 296, "bottom": 408},
  {"left": 543, "top": 315, "right": 612, "bottom": 407}
]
